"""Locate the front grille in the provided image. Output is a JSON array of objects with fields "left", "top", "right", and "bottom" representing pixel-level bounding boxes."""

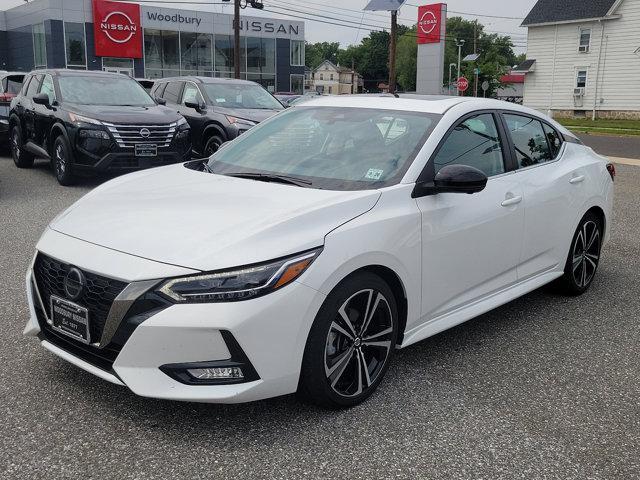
[
  {"left": 103, "top": 122, "right": 177, "bottom": 149},
  {"left": 33, "top": 254, "right": 128, "bottom": 344}
]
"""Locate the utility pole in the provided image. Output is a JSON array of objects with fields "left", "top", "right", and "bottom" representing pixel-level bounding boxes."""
[
  {"left": 388, "top": 10, "right": 397, "bottom": 93},
  {"left": 473, "top": 20, "right": 479, "bottom": 97},
  {"left": 456, "top": 39, "right": 465, "bottom": 96},
  {"left": 234, "top": 0, "right": 241, "bottom": 79}
]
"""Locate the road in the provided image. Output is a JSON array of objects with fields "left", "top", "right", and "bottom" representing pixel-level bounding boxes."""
[
  {"left": 578, "top": 133, "right": 640, "bottom": 159},
  {"left": 1, "top": 149, "right": 638, "bottom": 480}
]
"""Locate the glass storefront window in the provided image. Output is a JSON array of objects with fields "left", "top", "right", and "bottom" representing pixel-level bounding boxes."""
[
  {"left": 247, "top": 37, "right": 275, "bottom": 75},
  {"left": 144, "top": 29, "right": 181, "bottom": 77},
  {"left": 162, "top": 31, "right": 179, "bottom": 71},
  {"left": 65, "top": 22, "right": 86, "bottom": 68},
  {"left": 246, "top": 73, "right": 276, "bottom": 92},
  {"left": 214, "top": 34, "right": 235, "bottom": 75},
  {"left": 32, "top": 23, "right": 47, "bottom": 69},
  {"left": 291, "top": 40, "right": 304, "bottom": 66},
  {"left": 181, "top": 32, "right": 213, "bottom": 75},
  {"left": 290, "top": 74, "right": 304, "bottom": 94}
]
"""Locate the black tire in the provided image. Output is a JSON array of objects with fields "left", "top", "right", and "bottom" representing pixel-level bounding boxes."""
[
  {"left": 52, "top": 134, "right": 76, "bottom": 186},
  {"left": 298, "top": 272, "right": 399, "bottom": 409},
  {"left": 553, "top": 211, "right": 603, "bottom": 296},
  {"left": 10, "top": 124, "right": 34, "bottom": 168},
  {"left": 203, "top": 134, "right": 223, "bottom": 157}
]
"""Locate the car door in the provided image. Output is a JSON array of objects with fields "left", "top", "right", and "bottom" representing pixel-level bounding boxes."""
[
  {"left": 415, "top": 111, "right": 525, "bottom": 320},
  {"left": 23, "top": 74, "right": 43, "bottom": 141},
  {"left": 500, "top": 113, "right": 586, "bottom": 280},
  {"left": 177, "top": 82, "right": 206, "bottom": 153},
  {"left": 33, "top": 74, "right": 57, "bottom": 148}
]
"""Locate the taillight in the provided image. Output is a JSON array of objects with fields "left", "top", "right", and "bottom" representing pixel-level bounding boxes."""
[
  {"left": 0, "top": 93, "right": 15, "bottom": 103},
  {"left": 606, "top": 163, "right": 616, "bottom": 182}
]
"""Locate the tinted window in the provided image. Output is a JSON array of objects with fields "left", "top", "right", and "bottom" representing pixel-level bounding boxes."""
[
  {"left": 433, "top": 113, "right": 505, "bottom": 177},
  {"left": 21, "top": 76, "right": 33, "bottom": 95},
  {"left": 181, "top": 83, "right": 202, "bottom": 105},
  {"left": 504, "top": 114, "right": 553, "bottom": 168},
  {"left": 202, "top": 83, "right": 283, "bottom": 110},
  {"left": 543, "top": 123, "right": 563, "bottom": 158},
  {"left": 163, "top": 82, "right": 183, "bottom": 104},
  {"left": 39, "top": 75, "right": 56, "bottom": 103},
  {"left": 26, "top": 75, "right": 42, "bottom": 97}
]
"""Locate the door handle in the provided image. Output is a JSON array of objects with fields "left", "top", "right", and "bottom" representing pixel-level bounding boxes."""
[
  {"left": 569, "top": 175, "right": 585, "bottom": 184},
  {"left": 501, "top": 195, "right": 523, "bottom": 207}
]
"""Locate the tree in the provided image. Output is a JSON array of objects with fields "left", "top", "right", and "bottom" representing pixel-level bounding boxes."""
[
  {"left": 396, "top": 27, "right": 417, "bottom": 91},
  {"left": 305, "top": 42, "right": 340, "bottom": 69}
]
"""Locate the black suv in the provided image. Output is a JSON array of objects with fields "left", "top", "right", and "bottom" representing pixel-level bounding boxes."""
[
  {"left": 1, "top": 72, "right": 25, "bottom": 144},
  {"left": 9, "top": 69, "right": 191, "bottom": 185},
  {"left": 151, "top": 77, "right": 283, "bottom": 157}
]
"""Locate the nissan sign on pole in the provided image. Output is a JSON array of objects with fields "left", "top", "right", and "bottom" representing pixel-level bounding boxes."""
[
  {"left": 92, "top": 0, "right": 143, "bottom": 58},
  {"left": 417, "top": 3, "right": 444, "bottom": 44}
]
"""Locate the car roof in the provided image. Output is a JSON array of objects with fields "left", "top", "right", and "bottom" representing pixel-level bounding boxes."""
[
  {"left": 158, "top": 76, "right": 259, "bottom": 86},
  {"left": 1, "top": 71, "right": 26, "bottom": 77},
  {"left": 28, "top": 69, "right": 131, "bottom": 79},
  {"left": 297, "top": 94, "right": 548, "bottom": 116}
]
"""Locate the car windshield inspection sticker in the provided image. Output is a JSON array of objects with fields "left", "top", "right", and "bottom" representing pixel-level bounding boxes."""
[{"left": 365, "top": 168, "right": 384, "bottom": 180}]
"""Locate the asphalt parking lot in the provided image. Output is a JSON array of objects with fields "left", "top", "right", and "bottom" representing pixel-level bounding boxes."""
[{"left": 1, "top": 145, "right": 638, "bottom": 480}]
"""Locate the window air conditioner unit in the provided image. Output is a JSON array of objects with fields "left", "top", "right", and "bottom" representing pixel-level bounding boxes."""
[
  {"left": 574, "top": 87, "right": 585, "bottom": 97},
  {"left": 579, "top": 45, "right": 589, "bottom": 53}
]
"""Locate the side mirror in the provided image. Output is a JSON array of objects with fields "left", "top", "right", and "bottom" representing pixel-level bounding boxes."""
[
  {"left": 155, "top": 97, "right": 166, "bottom": 105},
  {"left": 412, "top": 165, "right": 488, "bottom": 197},
  {"left": 185, "top": 100, "right": 206, "bottom": 112},
  {"left": 32, "top": 93, "right": 51, "bottom": 107}
]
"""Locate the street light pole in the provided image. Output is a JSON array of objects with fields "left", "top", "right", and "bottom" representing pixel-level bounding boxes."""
[
  {"left": 448, "top": 63, "right": 456, "bottom": 95},
  {"left": 456, "top": 39, "right": 465, "bottom": 96},
  {"left": 389, "top": 10, "right": 397, "bottom": 93}
]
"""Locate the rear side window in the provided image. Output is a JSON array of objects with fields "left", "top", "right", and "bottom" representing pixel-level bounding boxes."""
[
  {"left": 543, "top": 123, "right": 563, "bottom": 158},
  {"left": 504, "top": 114, "right": 553, "bottom": 168},
  {"left": 163, "top": 82, "right": 183, "bottom": 104},
  {"left": 153, "top": 82, "right": 167, "bottom": 98},
  {"left": 26, "top": 75, "right": 43, "bottom": 97},
  {"left": 433, "top": 113, "right": 506, "bottom": 177}
]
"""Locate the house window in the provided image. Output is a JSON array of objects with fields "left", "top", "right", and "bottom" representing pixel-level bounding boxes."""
[
  {"left": 576, "top": 70, "right": 588, "bottom": 88},
  {"left": 319, "top": 73, "right": 323, "bottom": 80},
  {"left": 579, "top": 28, "right": 591, "bottom": 53},
  {"left": 330, "top": 74, "right": 334, "bottom": 81},
  {"left": 290, "top": 40, "right": 304, "bottom": 66}
]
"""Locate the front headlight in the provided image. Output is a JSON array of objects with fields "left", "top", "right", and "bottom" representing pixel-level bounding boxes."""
[
  {"left": 69, "top": 112, "right": 103, "bottom": 126},
  {"left": 225, "top": 115, "right": 257, "bottom": 127},
  {"left": 157, "top": 248, "right": 322, "bottom": 303},
  {"left": 176, "top": 117, "right": 189, "bottom": 128}
]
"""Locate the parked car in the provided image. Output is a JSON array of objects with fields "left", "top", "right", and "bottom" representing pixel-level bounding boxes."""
[
  {"left": 274, "top": 92, "right": 302, "bottom": 107},
  {"left": 9, "top": 69, "right": 190, "bottom": 185},
  {"left": 24, "top": 96, "right": 614, "bottom": 408},
  {"left": 0, "top": 72, "right": 25, "bottom": 144},
  {"left": 136, "top": 78, "right": 155, "bottom": 93},
  {"left": 151, "top": 76, "right": 284, "bottom": 157}
]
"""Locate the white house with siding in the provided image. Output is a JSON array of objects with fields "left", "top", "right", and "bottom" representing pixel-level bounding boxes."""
[{"left": 517, "top": 0, "right": 640, "bottom": 119}]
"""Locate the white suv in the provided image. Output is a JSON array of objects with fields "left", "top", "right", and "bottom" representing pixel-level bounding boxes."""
[{"left": 24, "top": 95, "right": 614, "bottom": 408}]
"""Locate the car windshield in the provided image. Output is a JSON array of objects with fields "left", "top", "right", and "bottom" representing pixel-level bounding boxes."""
[
  {"left": 58, "top": 75, "right": 155, "bottom": 106},
  {"left": 203, "top": 83, "right": 284, "bottom": 110},
  {"left": 207, "top": 106, "right": 440, "bottom": 190}
]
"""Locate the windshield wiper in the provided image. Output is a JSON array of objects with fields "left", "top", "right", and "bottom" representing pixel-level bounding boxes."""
[
  {"left": 224, "top": 172, "right": 312, "bottom": 187},
  {"left": 202, "top": 161, "right": 215, "bottom": 173}
]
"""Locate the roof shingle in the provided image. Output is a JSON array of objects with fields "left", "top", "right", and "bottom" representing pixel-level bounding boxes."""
[{"left": 522, "top": 0, "right": 618, "bottom": 26}]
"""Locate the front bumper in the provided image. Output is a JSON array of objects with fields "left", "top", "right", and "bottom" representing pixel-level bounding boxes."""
[{"left": 24, "top": 230, "right": 326, "bottom": 403}]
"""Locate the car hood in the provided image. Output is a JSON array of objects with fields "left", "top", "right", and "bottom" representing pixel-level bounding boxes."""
[
  {"left": 215, "top": 106, "right": 282, "bottom": 123},
  {"left": 65, "top": 104, "right": 181, "bottom": 124},
  {"left": 50, "top": 164, "right": 380, "bottom": 272}
]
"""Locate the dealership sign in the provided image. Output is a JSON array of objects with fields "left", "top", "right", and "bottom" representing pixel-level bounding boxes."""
[
  {"left": 92, "top": 0, "right": 142, "bottom": 58},
  {"left": 417, "top": 3, "right": 444, "bottom": 44}
]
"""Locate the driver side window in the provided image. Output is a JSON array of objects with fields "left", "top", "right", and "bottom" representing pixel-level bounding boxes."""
[
  {"left": 182, "top": 83, "right": 202, "bottom": 105},
  {"left": 433, "top": 113, "right": 506, "bottom": 177},
  {"left": 39, "top": 75, "right": 56, "bottom": 103}
]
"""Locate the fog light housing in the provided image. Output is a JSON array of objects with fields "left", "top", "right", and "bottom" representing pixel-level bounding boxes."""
[{"left": 187, "top": 366, "right": 244, "bottom": 380}]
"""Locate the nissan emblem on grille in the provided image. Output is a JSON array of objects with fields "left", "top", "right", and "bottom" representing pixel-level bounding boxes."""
[
  {"left": 140, "top": 128, "right": 150, "bottom": 138},
  {"left": 64, "top": 267, "right": 86, "bottom": 300}
]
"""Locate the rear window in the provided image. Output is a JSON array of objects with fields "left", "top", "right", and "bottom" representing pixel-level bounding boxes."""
[{"left": 2, "top": 75, "right": 25, "bottom": 94}]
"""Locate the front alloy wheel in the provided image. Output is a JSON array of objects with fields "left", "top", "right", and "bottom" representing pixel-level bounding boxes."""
[
  {"left": 299, "top": 272, "right": 398, "bottom": 408},
  {"left": 53, "top": 135, "right": 75, "bottom": 186}
]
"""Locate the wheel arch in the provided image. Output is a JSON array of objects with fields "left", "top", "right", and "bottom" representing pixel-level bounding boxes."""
[
  {"left": 585, "top": 205, "right": 606, "bottom": 239},
  {"left": 47, "top": 122, "right": 70, "bottom": 155},
  {"left": 8, "top": 113, "right": 21, "bottom": 130}
]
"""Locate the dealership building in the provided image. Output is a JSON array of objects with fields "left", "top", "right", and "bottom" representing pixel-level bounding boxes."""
[{"left": 0, "top": 0, "right": 306, "bottom": 93}]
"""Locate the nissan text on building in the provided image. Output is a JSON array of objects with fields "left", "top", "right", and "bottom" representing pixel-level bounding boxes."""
[
  {"left": 0, "top": 0, "right": 306, "bottom": 93},
  {"left": 517, "top": 0, "right": 640, "bottom": 119}
]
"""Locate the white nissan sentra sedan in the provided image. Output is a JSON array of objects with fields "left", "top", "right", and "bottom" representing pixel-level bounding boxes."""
[{"left": 24, "top": 95, "right": 614, "bottom": 408}]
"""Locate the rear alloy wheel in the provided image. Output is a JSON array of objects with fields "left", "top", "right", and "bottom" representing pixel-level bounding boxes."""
[
  {"left": 53, "top": 135, "right": 75, "bottom": 186},
  {"left": 10, "top": 125, "right": 34, "bottom": 168},
  {"left": 555, "top": 212, "right": 602, "bottom": 295},
  {"left": 299, "top": 272, "right": 398, "bottom": 408},
  {"left": 203, "top": 135, "right": 223, "bottom": 157}
]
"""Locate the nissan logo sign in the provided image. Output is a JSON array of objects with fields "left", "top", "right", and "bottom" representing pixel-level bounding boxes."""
[
  {"left": 140, "top": 128, "right": 151, "bottom": 138},
  {"left": 100, "top": 11, "right": 138, "bottom": 44},
  {"left": 64, "top": 267, "right": 86, "bottom": 301},
  {"left": 418, "top": 10, "right": 438, "bottom": 35}
]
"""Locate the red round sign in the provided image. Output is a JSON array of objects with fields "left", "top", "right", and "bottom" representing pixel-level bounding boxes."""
[{"left": 457, "top": 77, "right": 469, "bottom": 92}]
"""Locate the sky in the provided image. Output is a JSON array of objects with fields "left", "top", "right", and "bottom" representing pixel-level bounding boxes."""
[{"left": 3, "top": 0, "right": 539, "bottom": 53}]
